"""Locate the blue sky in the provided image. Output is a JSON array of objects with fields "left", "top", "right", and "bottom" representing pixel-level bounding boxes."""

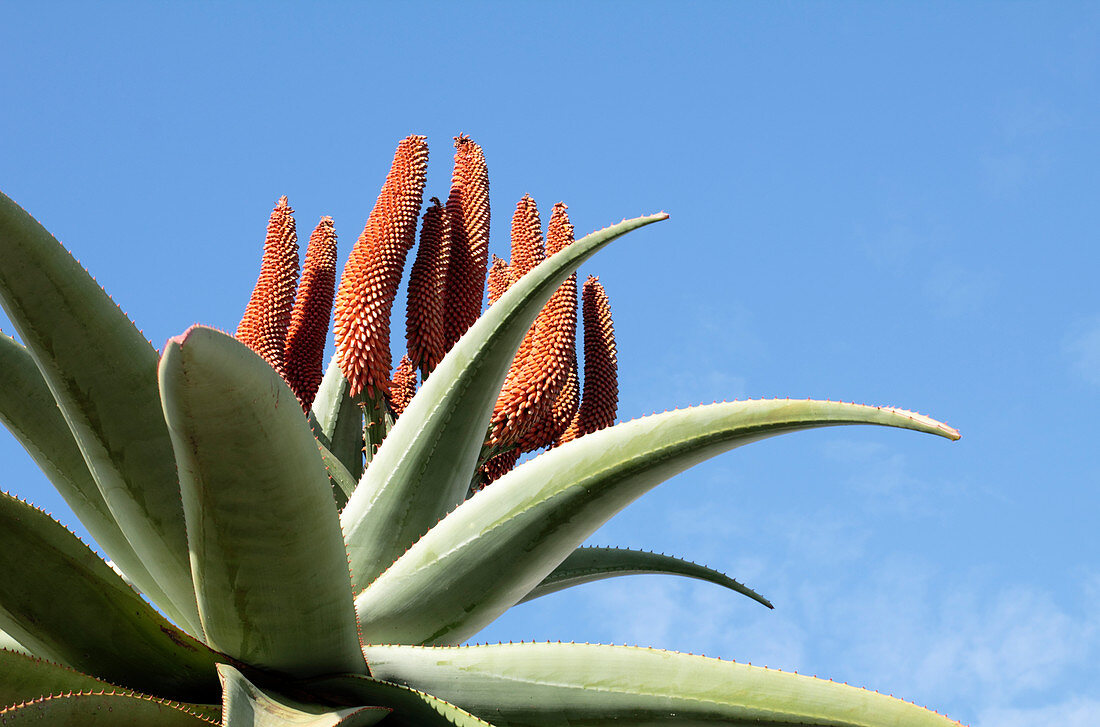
[{"left": 2, "top": 3, "right": 1098, "bottom": 725}]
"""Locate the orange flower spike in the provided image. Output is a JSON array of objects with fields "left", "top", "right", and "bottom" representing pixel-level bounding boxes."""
[
  {"left": 389, "top": 354, "right": 418, "bottom": 417},
  {"left": 509, "top": 194, "right": 544, "bottom": 280},
  {"left": 406, "top": 198, "right": 449, "bottom": 376},
  {"left": 513, "top": 202, "right": 578, "bottom": 451},
  {"left": 489, "top": 202, "right": 578, "bottom": 448},
  {"left": 443, "top": 134, "right": 491, "bottom": 350},
  {"left": 486, "top": 254, "right": 513, "bottom": 306},
  {"left": 284, "top": 217, "right": 338, "bottom": 412},
  {"left": 479, "top": 448, "right": 521, "bottom": 487},
  {"left": 236, "top": 196, "right": 300, "bottom": 375},
  {"left": 558, "top": 276, "right": 618, "bottom": 444},
  {"left": 334, "top": 135, "right": 429, "bottom": 398}
]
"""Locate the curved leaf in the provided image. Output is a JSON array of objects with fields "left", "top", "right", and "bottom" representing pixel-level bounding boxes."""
[
  {"left": 159, "top": 326, "right": 365, "bottom": 678},
  {"left": 363, "top": 642, "right": 962, "bottom": 727},
  {"left": 0, "top": 649, "right": 115, "bottom": 710},
  {"left": 519, "top": 546, "right": 772, "bottom": 609},
  {"left": 306, "top": 674, "right": 498, "bottom": 727},
  {"left": 341, "top": 213, "right": 669, "bottom": 593},
  {"left": 356, "top": 400, "right": 958, "bottom": 644},
  {"left": 0, "top": 333, "right": 195, "bottom": 631},
  {"left": 219, "top": 665, "right": 388, "bottom": 727},
  {"left": 0, "top": 692, "right": 215, "bottom": 725},
  {"left": 312, "top": 356, "right": 364, "bottom": 480},
  {"left": 0, "top": 191, "right": 199, "bottom": 633},
  {"left": 0, "top": 492, "right": 218, "bottom": 702},
  {"left": 318, "top": 441, "right": 357, "bottom": 511},
  {"left": 0, "top": 630, "right": 31, "bottom": 657}
]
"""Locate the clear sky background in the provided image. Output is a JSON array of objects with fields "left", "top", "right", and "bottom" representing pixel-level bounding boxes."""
[{"left": 1, "top": 3, "right": 1097, "bottom": 726}]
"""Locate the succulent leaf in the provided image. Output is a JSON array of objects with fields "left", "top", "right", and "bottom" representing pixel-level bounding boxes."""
[
  {"left": 0, "top": 692, "right": 216, "bottom": 725},
  {"left": 219, "top": 665, "right": 389, "bottom": 727},
  {"left": 519, "top": 546, "right": 772, "bottom": 609},
  {"left": 0, "top": 648, "right": 116, "bottom": 709},
  {"left": 355, "top": 400, "right": 958, "bottom": 644},
  {"left": 317, "top": 441, "right": 357, "bottom": 511},
  {"left": 362, "top": 643, "right": 961, "bottom": 727},
  {"left": 305, "top": 674, "right": 499, "bottom": 727},
  {"left": 340, "top": 213, "right": 669, "bottom": 595},
  {"left": 0, "top": 334, "right": 194, "bottom": 629},
  {"left": 159, "top": 326, "right": 365, "bottom": 678},
  {"left": 312, "top": 357, "right": 365, "bottom": 480},
  {"left": 0, "top": 492, "right": 218, "bottom": 702},
  {"left": 0, "top": 190, "right": 200, "bottom": 633}
]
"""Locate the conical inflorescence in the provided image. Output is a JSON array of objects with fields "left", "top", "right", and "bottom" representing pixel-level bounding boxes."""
[
  {"left": 284, "top": 217, "right": 338, "bottom": 411},
  {"left": 234, "top": 135, "right": 619, "bottom": 487},
  {"left": 334, "top": 135, "right": 429, "bottom": 399},
  {"left": 236, "top": 196, "right": 300, "bottom": 375}
]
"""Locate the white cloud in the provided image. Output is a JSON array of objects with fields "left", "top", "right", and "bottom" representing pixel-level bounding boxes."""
[
  {"left": 976, "top": 698, "right": 1100, "bottom": 727},
  {"left": 1065, "top": 317, "right": 1100, "bottom": 387},
  {"left": 923, "top": 264, "right": 996, "bottom": 318}
]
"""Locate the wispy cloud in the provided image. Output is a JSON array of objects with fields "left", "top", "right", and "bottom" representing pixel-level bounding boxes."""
[
  {"left": 922, "top": 264, "right": 996, "bottom": 318},
  {"left": 976, "top": 698, "right": 1100, "bottom": 727},
  {"left": 1065, "top": 317, "right": 1100, "bottom": 387}
]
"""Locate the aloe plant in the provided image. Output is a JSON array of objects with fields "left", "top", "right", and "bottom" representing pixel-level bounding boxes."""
[{"left": 0, "top": 134, "right": 963, "bottom": 726}]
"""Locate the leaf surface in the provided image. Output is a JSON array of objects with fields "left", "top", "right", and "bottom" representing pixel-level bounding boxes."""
[
  {"left": 356, "top": 400, "right": 958, "bottom": 644},
  {"left": 219, "top": 665, "right": 388, "bottom": 727},
  {"left": 306, "top": 674, "right": 499, "bottom": 727},
  {"left": 312, "top": 357, "right": 364, "bottom": 480},
  {"left": 0, "top": 692, "right": 215, "bottom": 725},
  {"left": 0, "top": 649, "right": 115, "bottom": 710},
  {"left": 0, "top": 333, "right": 194, "bottom": 630},
  {"left": 341, "top": 214, "right": 668, "bottom": 593},
  {"left": 0, "top": 492, "right": 218, "bottom": 702},
  {"left": 0, "top": 191, "right": 199, "bottom": 632},
  {"left": 362, "top": 643, "right": 962, "bottom": 727},
  {"left": 519, "top": 546, "right": 772, "bottom": 608},
  {"left": 159, "top": 326, "right": 365, "bottom": 678}
]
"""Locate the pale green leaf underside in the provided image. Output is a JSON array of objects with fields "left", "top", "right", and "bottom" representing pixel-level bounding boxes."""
[
  {"left": 520, "top": 546, "right": 772, "bottom": 609},
  {"left": 0, "top": 191, "right": 199, "bottom": 633},
  {"left": 341, "top": 213, "right": 669, "bottom": 594},
  {"left": 356, "top": 400, "right": 958, "bottom": 645},
  {"left": 0, "top": 492, "right": 218, "bottom": 703},
  {"left": 219, "top": 665, "right": 388, "bottom": 727},
  {"left": 312, "top": 356, "right": 365, "bottom": 480},
  {"left": 306, "top": 674, "right": 499, "bottom": 727},
  {"left": 0, "top": 692, "right": 214, "bottom": 725},
  {"left": 0, "top": 333, "right": 197, "bottom": 632},
  {"left": 159, "top": 327, "right": 364, "bottom": 678},
  {"left": 362, "top": 643, "right": 961, "bottom": 727}
]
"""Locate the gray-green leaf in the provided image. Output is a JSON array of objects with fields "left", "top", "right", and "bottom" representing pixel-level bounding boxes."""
[
  {"left": 362, "top": 642, "right": 962, "bottom": 727},
  {"left": 356, "top": 400, "right": 958, "bottom": 644},
  {"left": 159, "top": 326, "right": 365, "bottom": 678},
  {"left": 341, "top": 213, "right": 668, "bottom": 595},
  {"left": 519, "top": 547, "right": 772, "bottom": 609}
]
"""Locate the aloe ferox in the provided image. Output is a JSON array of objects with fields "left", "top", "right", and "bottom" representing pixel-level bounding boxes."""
[{"left": 0, "top": 134, "right": 962, "bottom": 726}]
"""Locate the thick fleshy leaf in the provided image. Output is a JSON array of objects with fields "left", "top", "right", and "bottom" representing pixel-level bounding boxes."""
[
  {"left": 0, "top": 333, "right": 194, "bottom": 630},
  {"left": 306, "top": 674, "right": 498, "bottom": 727},
  {"left": 0, "top": 191, "right": 199, "bottom": 632},
  {"left": 219, "top": 665, "right": 388, "bottom": 727},
  {"left": 356, "top": 400, "right": 958, "bottom": 644},
  {"left": 363, "top": 643, "right": 962, "bottom": 727},
  {"left": 318, "top": 441, "right": 356, "bottom": 511},
  {"left": 312, "top": 356, "right": 364, "bottom": 480},
  {"left": 341, "top": 214, "right": 668, "bottom": 593},
  {"left": 159, "top": 326, "right": 365, "bottom": 678},
  {"left": 0, "top": 648, "right": 115, "bottom": 709},
  {"left": 0, "top": 692, "right": 215, "bottom": 725},
  {"left": 0, "top": 492, "right": 218, "bottom": 702},
  {"left": 519, "top": 546, "right": 772, "bottom": 608},
  {"left": 0, "top": 630, "right": 31, "bottom": 657}
]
